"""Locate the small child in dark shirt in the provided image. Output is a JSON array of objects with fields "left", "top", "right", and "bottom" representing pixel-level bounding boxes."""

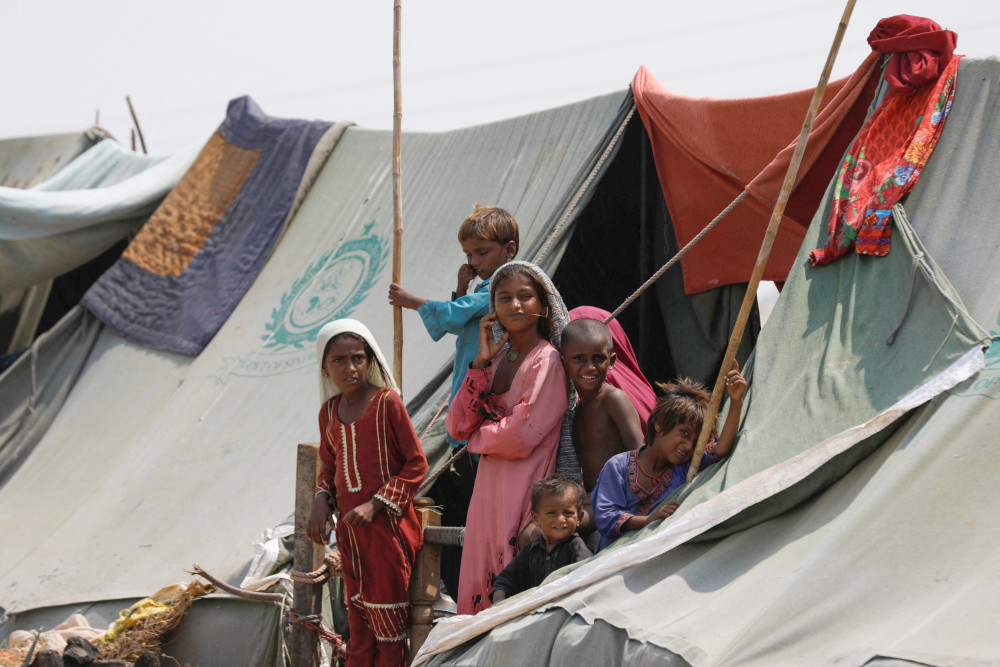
[{"left": 490, "top": 475, "right": 592, "bottom": 603}]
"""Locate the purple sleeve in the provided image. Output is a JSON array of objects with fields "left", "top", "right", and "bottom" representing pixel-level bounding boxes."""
[{"left": 591, "top": 454, "right": 634, "bottom": 546}]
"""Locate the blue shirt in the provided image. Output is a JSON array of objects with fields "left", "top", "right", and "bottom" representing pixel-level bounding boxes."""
[{"left": 416, "top": 278, "right": 491, "bottom": 448}]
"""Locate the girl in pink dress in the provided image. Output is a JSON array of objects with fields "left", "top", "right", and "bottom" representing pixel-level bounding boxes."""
[{"left": 446, "top": 261, "right": 570, "bottom": 615}]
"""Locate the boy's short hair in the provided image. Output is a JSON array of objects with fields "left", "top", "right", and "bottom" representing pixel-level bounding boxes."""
[
  {"left": 457, "top": 204, "right": 519, "bottom": 253},
  {"left": 531, "top": 474, "right": 586, "bottom": 512},
  {"left": 561, "top": 317, "right": 613, "bottom": 350},
  {"left": 646, "top": 378, "right": 715, "bottom": 447}
]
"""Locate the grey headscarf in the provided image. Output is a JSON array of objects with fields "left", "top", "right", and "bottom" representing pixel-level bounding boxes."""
[
  {"left": 487, "top": 260, "right": 582, "bottom": 482},
  {"left": 487, "top": 260, "right": 569, "bottom": 350}
]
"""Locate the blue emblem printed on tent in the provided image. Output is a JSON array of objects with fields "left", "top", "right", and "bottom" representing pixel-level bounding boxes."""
[
  {"left": 263, "top": 222, "right": 389, "bottom": 350},
  {"left": 216, "top": 224, "right": 389, "bottom": 380}
]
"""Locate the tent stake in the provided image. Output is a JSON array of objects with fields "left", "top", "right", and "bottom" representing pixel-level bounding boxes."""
[
  {"left": 687, "top": 0, "right": 857, "bottom": 482},
  {"left": 391, "top": 0, "right": 404, "bottom": 392}
]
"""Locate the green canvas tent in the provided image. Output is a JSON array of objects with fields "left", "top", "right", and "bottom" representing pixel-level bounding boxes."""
[{"left": 415, "top": 57, "right": 1000, "bottom": 667}]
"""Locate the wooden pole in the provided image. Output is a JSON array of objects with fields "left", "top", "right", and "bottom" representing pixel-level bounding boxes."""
[
  {"left": 291, "top": 443, "right": 324, "bottom": 667},
  {"left": 687, "top": 0, "right": 857, "bottom": 482},
  {"left": 408, "top": 497, "right": 441, "bottom": 660},
  {"left": 125, "top": 95, "right": 148, "bottom": 155},
  {"left": 391, "top": 0, "right": 404, "bottom": 392}
]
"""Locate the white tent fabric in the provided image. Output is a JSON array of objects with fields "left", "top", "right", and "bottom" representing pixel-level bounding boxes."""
[{"left": 0, "top": 140, "right": 199, "bottom": 292}]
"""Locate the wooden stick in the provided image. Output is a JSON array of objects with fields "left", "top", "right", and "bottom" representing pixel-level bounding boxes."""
[
  {"left": 125, "top": 95, "right": 147, "bottom": 155},
  {"left": 188, "top": 564, "right": 282, "bottom": 603},
  {"left": 291, "top": 444, "right": 324, "bottom": 667},
  {"left": 687, "top": 0, "right": 857, "bottom": 482},
  {"left": 409, "top": 497, "right": 441, "bottom": 660},
  {"left": 391, "top": 0, "right": 404, "bottom": 393}
]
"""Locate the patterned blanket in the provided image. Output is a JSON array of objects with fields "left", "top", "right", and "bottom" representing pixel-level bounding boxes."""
[{"left": 82, "top": 96, "right": 338, "bottom": 355}]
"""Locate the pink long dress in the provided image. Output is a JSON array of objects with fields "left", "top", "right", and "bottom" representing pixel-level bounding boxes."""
[{"left": 446, "top": 339, "right": 569, "bottom": 614}]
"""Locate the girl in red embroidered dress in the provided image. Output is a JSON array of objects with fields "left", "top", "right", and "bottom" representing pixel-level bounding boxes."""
[{"left": 307, "top": 319, "right": 428, "bottom": 666}]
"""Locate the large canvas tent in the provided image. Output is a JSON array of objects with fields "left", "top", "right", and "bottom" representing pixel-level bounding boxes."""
[
  {"left": 5, "top": 38, "right": 990, "bottom": 667},
  {"left": 1, "top": 89, "right": 761, "bottom": 664},
  {"left": 415, "top": 56, "right": 1000, "bottom": 666}
]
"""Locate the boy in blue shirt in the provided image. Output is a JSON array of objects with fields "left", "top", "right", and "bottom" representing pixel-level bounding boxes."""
[{"left": 388, "top": 204, "right": 518, "bottom": 597}]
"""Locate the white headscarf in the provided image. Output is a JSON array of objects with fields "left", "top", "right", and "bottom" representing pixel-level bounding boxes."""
[{"left": 316, "top": 319, "right": 398, "bottom": 403}]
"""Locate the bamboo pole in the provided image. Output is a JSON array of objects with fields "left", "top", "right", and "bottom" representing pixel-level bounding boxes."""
[
  {"left": 687, "top": 0, "right": 857, "bottom": 482},
  {"left": 391, "top": 0, "right": 404, "bottom": 392},
  {"left": 125, "top": 95, "right": 147, "bottom": 154}
]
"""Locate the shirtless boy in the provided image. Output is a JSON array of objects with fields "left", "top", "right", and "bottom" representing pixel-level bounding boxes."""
[{"left": 561, "top": 318, "right": 645, "bottom": 492}]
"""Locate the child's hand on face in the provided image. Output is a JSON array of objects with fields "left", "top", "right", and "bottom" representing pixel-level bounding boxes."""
[
  {"left": 472, "top": 313, "right": 507, "bottom": 368},
  {"left": 341, "top": 499, "right": 381, "bottom": 528},
  {"left": 724, "top": 360, "right": 747, "bottom": 403},
  {"left": 456, "top": 264, "right": 476, "bottom": 296}
]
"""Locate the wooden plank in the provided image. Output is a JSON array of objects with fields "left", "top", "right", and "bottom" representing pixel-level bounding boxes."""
[
  {"left": 409, "top": 497, "right": 441, "bottom": 660},
  {"left": 292, "top": 443, "right": 325, "bottom": 667}
]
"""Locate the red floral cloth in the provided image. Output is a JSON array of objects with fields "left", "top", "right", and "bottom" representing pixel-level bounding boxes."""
[{"left": 810, "top": 16, "right": 960, "bottom": 266}]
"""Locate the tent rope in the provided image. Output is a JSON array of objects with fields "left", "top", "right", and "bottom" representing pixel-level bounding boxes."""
[
  {"left": 886, "top": 250, "right": 924, "bottom": 346},
  {"left": 418, "top": 443, "right": 468, "bottom": 496},
  {"left": 419, "top": 395, "right": 450, "bottom": 441},
  {"left": 605, "top": 190, "right": 748, "bottom": 322},
  {"left": 288, "top": 549, "right": 343, "bottom": 584},
  {"left": 534, "top": 104, "right": 637, "bottom": 266},
  {"left": 288, "top": 608, "right": 347, "bottom": 661}
]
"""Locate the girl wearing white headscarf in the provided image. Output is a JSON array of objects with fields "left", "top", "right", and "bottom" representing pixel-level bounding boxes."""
[{"left": 308, "top": 319, "right": 427, "bottom": 665}]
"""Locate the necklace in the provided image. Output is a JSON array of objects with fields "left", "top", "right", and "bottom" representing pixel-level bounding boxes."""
[
  {"left": 636, "top": 451, "right": 667, "bottom": 483},
  {"left": 506, "top": 347, "right": 518, "bottom": 362}
]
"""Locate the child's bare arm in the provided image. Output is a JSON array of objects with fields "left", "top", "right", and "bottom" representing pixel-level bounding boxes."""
[
  {"left": 579, "top": 497, "right": 595, "bottom": 533},
  {"left": 306, "top": 493, "right": 334, "bottom": 544},
  {"left": 714, "top": 361, "right": 747, "bottom": 457},
  {"left": 388, "top": 283, "right": 427, "bottom": 310},
  {"left": 622, "top": 500, "right": 679, "bottom": 531},
  {"left": 605, "top": 390, "right": 645, "bottom": 451}
]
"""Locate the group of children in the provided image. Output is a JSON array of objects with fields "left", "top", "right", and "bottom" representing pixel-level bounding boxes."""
[{"left": 306, "top": 205, "right": 746, "bottom": 665}]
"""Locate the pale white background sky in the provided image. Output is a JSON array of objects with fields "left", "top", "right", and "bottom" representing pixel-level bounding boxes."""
[{"left": 3, "top": 1, "right": 997, "bottom": 156}]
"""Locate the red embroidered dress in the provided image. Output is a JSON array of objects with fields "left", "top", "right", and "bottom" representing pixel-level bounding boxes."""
[{"left": 317, "top": 387, "right": 428, "bottom": 666}]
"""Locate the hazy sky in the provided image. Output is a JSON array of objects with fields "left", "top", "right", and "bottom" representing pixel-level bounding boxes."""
[{"left": 4, "top": 1, "right": 997, "bottom": 155}]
